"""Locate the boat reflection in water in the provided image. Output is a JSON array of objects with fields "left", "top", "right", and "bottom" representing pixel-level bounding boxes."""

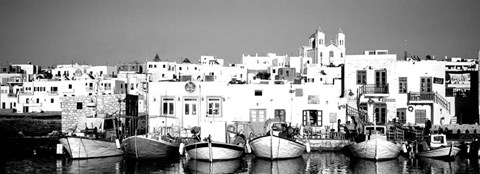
[
  {"left": 304, "top": 151, "right": 350, "bottom": 173},
  {"left": 251, "top": 156, "right": 306, "bottom": 174},
  {"left": 415, "top": 157, "right": 458, "bottom": 173},
  {"left": 62, "top": 155, "right": 124, "bottom": 173},
  {"left": 351, "top": 158, "right": 402, "bottom": 174},
  {"left": 123, "top": 156, "right": 183, "bottom": 173},
  {"left": 185, "top": 158, "right": 245, "bottom": 174}
]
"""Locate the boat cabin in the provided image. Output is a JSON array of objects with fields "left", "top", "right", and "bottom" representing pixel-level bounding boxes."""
[
  {"left": 364, "top": 125, "right": 387, "bottom": 140},
  {"left": 429, "top": 134, "right": 448, "bottom": 148}
]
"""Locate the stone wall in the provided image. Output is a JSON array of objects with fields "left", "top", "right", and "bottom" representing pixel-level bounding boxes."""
[{"left": 61, "top": 94, "right": 125, "bottom": 133}]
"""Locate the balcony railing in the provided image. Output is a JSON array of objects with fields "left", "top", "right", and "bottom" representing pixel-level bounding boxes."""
[
  {"left": 408, "top": 91, "right": 451, "bottom": 113},
  {"left": 7, "top": 93, "right": 17, "bottom": 97},
  {"left": 408, "top": 92, "right": 435, "bottom": 101},
  {"left": 360, "top": 84, "right": 389, "bottom": 95}
]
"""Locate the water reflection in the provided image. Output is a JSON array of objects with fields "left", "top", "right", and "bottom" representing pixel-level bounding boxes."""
[
  {"left": 62, "top": 156, "right": 123, "bottom": 173},
  {"left": 304, "top": 151, "right": 350, "bottom": 173},
  {"left": 5, "top": 152, "right": 480, "bottom": 173},
  {"left": 185, "top": 158, "right": 245, "bottom": 174},
  {"left": 251, "top": 157, "right": 305, "bottom": 174},
  {"left": 351, "top": 158, "right": 402, "bottom": 174},
  {"left": 124, "top": 157, "right": 182, "bottom": 173}
]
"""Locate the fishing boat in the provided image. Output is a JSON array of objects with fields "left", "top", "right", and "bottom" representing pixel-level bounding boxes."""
[
  {"left": 249, "top": 119, "right": 306, "bottom": 160},
  {"left": 185, "top": 122, "right": 246, "bottom": 162},
  {"left": 348, "top": 125, "right": 402, "bottom": 160},
  {"left": 59, "top": 116, "right": 124, "bottom": 159},
  {"left": 122, "top": 126, "right": 181, "bottom": 159},
  {"left": 416, "top": 134, "right": 460, "bottom": 159}
]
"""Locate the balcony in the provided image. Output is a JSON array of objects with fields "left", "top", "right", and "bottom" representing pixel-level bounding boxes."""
[
  {"left": 360, "top": 84, "right": 389, "bottom": 97},
  {"left": 408, "top": 91, "right": 451, "bottom": 113},
  {"left": 7, "top": 93, "right": 17, "bottom": 97},
  {"left": 408, "top": 92, "right": 434, "bottom": 103}
]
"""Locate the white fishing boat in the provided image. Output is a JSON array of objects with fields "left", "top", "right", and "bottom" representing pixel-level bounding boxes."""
[
  {"left": 59, "top": 136, "right": 123, "bottom": 159},
  {"left": 250, "top": 135, "right": 306, "bottom": 160},
  {"left": 185, "top": 122, "right": 246, "bottom": 162},
  {"left": 185, "top": 141, "right": 244, "bottom": 162},
  {"left": 59, "top": 117, "right": 124, "bottom": 159},
  {"left": 249, "top": 119, "right": 307, "bottom": 160},
  {"left": 348, "top": 125, "right": 402, "bottom": 160},
  {"left": 416, "top": 134, "right": 460, "bottom": 159}
]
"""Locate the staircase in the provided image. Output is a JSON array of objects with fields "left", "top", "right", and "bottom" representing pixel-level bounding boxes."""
[
  {"left": 346, "top": 104, "right": 368, "bottom": 125},
  {"left": 408, "top": 91, "right": 451, "bottom": 114},
  {"left": 434, "top": 91, "right": 451, "bottom": 114}
]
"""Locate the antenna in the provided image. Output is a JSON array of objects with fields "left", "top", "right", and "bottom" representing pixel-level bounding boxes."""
[{"left": 403, "top": 40, "right": 407, "bottom": 60}]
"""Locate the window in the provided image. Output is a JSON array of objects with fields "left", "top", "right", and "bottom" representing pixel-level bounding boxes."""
[
  {"left": 184, "top": 98, "right": 197, "bottom": 116},
  {"left": 254, "top": 90, "right": 262, "bottom": 96},
  {"left": 162, "top": 97, "right": 175, "bottom": 116},
  {"left": 149, "top": 65, "right": 152, "bottom": 68},
  {"left": 68, "top": 84, "right": 72, "bottom": 89},
  {"left": 275, "top": 109, "right": 286, "bottom": 122},
  {"left": 329, "top": 51, "right": 334, "bottom": 58},
  {"left": 302, "top": 110, "right": 322, "bottom": 126},
  {"left": 36, "top": 98, "right": 40, "bottom": 103},
  {"left": 357, "top": 70, "right": 367, "bottom": 85},
  {"left": 340, "top": 53, "right": 343, "bottom": 58},
  {"left": 77, "top": 102, "right": 83, "bottom": 110},
  {"left": 51, "top": 98, "right": 54, "bottom": 103},
  {"left": 399, "top": 77, "right": 407, "bottom": 93},
  {"left": 397, "top": 108, "right": 406, "bottom": 124},
  {"left": 207, "top": 97, "right": 222, "bottom": 117},
  {"left": 273, "top": 69, "right": 276, "bottom": 74},
  {"left": 420, "top": 77, "right": 432, "bottom": 93}
]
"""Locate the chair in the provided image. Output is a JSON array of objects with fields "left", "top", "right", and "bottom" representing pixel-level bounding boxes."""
[{"left": 396, "top": 129, "right": 404, "bottom": 140}]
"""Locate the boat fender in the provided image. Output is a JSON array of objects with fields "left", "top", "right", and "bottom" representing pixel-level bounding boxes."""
[
  {"left": 245, "top": 139, "right": 252, "bottom": 153},
  {"left": 305, "top": 140, "right": 311, "bottom": 153},
  {"left": 179, "top": 143, "right": 185, "bottom": 155},
  {"left": 115, "top": 139, "right": 121, "bottom": 149},
  {"left": 467, "top": 144, "right": 470, "bottom": 154},
  {"left": 56, "top": 144, "right": 63, "bottom": 155},
  {"left": 402, "top": 143, "right": 407, "bottom": 153}
]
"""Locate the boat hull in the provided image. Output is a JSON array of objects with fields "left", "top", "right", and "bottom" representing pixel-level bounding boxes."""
[
  {"left": 349, "top": 138, "right": 401, "bottom": 160},
  {"left": 59, "top": 136, "right": 123, "bottom": 159},
  {"left": 417, "top": 146, "right": 460, "bottom": 159},
  {"left": 122, "top": 135, "right": 180, "bottom": 159},
  {"left": 185, "top": 142, "right": 244, "bottom": 161},
  {"left": 249, "top": 136, "right": 306, "bottom": 160}
]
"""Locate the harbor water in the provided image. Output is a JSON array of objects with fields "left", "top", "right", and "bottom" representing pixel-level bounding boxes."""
[{"left": 2, "top": 151, "right": 480, "bottom": 173}]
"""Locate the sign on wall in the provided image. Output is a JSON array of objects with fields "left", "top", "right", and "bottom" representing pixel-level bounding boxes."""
[
  {"left": 308, "top": 95, "right": 319, "bottom": 104},
  {"left": 433, "top": 77, "right": 444, "bottom": 84}
]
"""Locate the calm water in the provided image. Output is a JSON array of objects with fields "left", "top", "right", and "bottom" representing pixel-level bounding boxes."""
[{"left": 2, "top": 152, "right": 480, "bottom": 173}]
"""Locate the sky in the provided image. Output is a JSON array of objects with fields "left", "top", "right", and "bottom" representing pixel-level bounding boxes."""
[{"left": 0, "top": 0, "right": 479, "bottom": 67}]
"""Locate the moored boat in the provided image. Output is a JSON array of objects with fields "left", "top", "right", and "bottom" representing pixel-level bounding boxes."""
[
  {"left": 59, "top": 136, "right": 123, "bottom": 159},
  {"left": 59, "top": 116, "right": 125, "bottom": 159},
  {"left": 416, "top": 134, "right": 460, "bottom": 159},
  {"left": 250, "top": 135, "right": 306, "bottom": 160},
  {"left": 249, "top": 118, "right": 307, "bottom": 160},
  {"left": 185, "top": 141, "right": 244, "bottom": 162},
  {"left": 348, "top": 125, "right": 402, "bottom": 160},
  {"left": 185, "top": 121, "right": 246, "bottom": 162},
  {"left": 122, "top": 132, "right": 180, "bottom": 159}
]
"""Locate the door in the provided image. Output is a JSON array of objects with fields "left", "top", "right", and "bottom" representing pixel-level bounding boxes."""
[
  {"left": 415, "top": 109, "right": 427, "bottom": 124},
  {"left": 420, "top": 77, "right": 432, "bottom": 93},
  {"left": 375, "top": 70, "right": 387, "bottom": 93},
  {"left": 183, "top": 98, "right": 198, "bottom": 128},
  {"left": 250, "top": 109, "right": 266, "bottom": 135},
  {"left": 374, "top": 103, "right": 387, "bottom": 125}
]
